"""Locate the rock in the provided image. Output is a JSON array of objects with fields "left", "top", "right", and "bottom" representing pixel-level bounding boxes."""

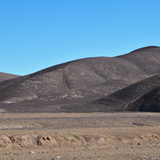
[
  {"left": 0, "top": 136, "right": 12, "bottom": 148},
  {"left": 9, "top": 135, "right": 37, "bottom": 148},
  {"left": 37, "top": 136, "right": 58, "bottom": 146},
  {"left": 29, "top": 151, "right": 34, "bottom": 154}
]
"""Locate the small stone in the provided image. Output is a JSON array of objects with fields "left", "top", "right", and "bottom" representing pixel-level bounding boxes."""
[
  {"left": 13, "top": 153, "right": 18, "bottom": 155},
  {"left": 29, "top": 151, "right": 34, "bottom": 154},
  {"left": 57, "top": 156, "right": 60, "bottom": 158}
]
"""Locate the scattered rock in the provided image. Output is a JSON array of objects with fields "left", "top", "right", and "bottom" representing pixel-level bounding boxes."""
[
  {"left": 0, "top": 136, "right": 12, "bottom": 148},
  {"left": 29, "top": 151, "right": 34, "bottom": 154},
  {"left": 37, "top": 136, "right": 58, "bottom": 146},
  {"left": 116, "top": 146, "right": 119, "bottom": 149}
]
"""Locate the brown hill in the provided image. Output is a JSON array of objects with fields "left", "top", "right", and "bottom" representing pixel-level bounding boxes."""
[{"left": 0, "top": 72, "right": 19, "bottom": 82}]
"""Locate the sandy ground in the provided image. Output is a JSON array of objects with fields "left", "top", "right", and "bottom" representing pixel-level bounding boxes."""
[{"left": 0, "top": 112, "right": 160, "bottom": 160}]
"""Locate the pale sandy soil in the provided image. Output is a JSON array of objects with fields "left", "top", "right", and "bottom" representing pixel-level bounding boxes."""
[{"left": 0, "top": 112, "right": 159, "bottom": 160}]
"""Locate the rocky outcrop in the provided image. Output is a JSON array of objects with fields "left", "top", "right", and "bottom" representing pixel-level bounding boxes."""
[{"left": 0, "top": 133, "right": 159, "bottom": 149}]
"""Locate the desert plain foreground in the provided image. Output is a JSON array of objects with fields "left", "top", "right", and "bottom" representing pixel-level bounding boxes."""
[{"left": 0, "top": 112, "right": 159, "bottom": 160}]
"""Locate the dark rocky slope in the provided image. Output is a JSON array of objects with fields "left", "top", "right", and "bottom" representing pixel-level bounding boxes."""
[
  {"left": 81, "top": 74, "right": 160, "bottom": 112},
  {"left": 0, "top": 46, "right": 160, "bottom": 112}
]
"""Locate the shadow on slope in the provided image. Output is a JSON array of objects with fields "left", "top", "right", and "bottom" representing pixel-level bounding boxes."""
[{"left": 87, "top": 74, "right": 160, "bottom": 112}]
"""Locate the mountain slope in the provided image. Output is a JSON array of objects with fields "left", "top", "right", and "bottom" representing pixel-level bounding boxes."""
[
  {"left": 83, "top": 74, "right": 160, "bottom": 112},
  {"left": 0, "top": 72, "right": 19, "bottom": 82},
  {"left": 0, "top": 46, "right": 160, "bottom": 112},
  {"left": 127, "top": 84, "right": 160, "bottom": 112}
]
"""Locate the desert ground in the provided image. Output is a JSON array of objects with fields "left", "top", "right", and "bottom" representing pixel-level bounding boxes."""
[{"left": 0, "top": 112, "right": 159, "bottom": 160}]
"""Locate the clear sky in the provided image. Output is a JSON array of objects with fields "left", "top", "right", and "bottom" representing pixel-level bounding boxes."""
[{"left": 0, "top": 0, "right": 160, "bottom": 75}]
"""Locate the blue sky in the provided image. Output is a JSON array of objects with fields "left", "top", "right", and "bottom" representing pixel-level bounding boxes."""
[{"left": 0, "top": 0, "right": 160, "bottom": 75}]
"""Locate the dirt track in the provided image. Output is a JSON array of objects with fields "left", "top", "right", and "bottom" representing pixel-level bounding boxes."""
[{"left": 0, "top": 112, "right": 160, "bottom": 160}]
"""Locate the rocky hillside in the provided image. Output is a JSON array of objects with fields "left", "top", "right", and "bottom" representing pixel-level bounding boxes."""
[{"left": 0, "top": 46, "right": 160, "bottom": 112}]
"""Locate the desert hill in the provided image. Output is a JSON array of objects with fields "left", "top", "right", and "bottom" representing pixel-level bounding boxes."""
[
  {"left": 84, "top": 74, "right": 160, "bottom": 112},
  {"left": 0, "top": 72, "right": 19, "bottom": 82},
  {"left": 0, "top": 46, "right": 160, "bottom": 112}
]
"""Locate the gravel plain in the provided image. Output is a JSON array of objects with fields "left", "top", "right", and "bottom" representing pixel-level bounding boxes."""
[{"left": 0, "top": 112, "right": 159, "bottom": 160}]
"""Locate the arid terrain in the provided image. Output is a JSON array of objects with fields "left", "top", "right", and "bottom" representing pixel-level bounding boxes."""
[
  {"left": 0, "top": 47, "right": 160, "bottom": 159},
  {"left": 0, "top": 112, "right": 159, "bottom": 160},
  {"left": 1, "top": 46, "right": 160, "bottom": 113}
]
